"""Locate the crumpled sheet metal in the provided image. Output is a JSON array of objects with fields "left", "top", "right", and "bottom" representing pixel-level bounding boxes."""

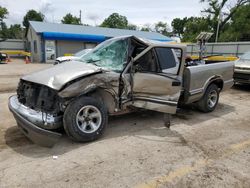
[{"left": 58, "top": 72, "right": 120, "bottom": 98}]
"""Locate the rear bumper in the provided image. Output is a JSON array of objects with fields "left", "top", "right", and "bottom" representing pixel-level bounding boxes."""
[{"left": 8, "top": 95, "right": 62, "bottom": 147}]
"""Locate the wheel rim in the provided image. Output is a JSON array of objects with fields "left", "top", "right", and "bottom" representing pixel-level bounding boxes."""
[
  {"left": 207, "top": 90, "right": 218, "bottom": 108},
  {"left": 76, "top": 105, "right": 102, "bottom": 134}
]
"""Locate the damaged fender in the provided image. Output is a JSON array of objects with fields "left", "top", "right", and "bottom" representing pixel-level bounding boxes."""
[{"left": 58, "top": 72, "right": 120, "bottom": 113}]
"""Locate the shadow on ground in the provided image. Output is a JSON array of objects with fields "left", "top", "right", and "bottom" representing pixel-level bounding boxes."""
[
  {"left": 174, "top": 102, "right": 235, "bottom": 126},
  {"left": 232, "top": 84, "right": 250, "bottom": 92},
  {"left": 4, "top": 101, "right": 235, "bottom": 158}
]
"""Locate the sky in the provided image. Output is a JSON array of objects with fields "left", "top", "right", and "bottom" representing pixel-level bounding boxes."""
[{"left": 1, "top": 0, "right": 206, "bottom": 28}]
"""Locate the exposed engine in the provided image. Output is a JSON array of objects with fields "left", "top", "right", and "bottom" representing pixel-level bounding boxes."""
[{"left": 17, "top": 80, "right": 62, "bottom": 115}]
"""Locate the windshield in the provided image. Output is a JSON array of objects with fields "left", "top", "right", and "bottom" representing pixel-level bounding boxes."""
[
  {"left": 75, "top": 49, "right": 91, "bottom": 57},
  {"left": 241, "top": 52, "right": 250, "bottom": 60},
  {"left": 80, "top": 37, "right": 129, "bottom": 72}
]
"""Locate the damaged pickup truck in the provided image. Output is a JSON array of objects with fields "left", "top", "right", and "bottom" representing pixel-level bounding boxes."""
[{"left": 9, "top": 36, "right": 234, "bottom": 147}]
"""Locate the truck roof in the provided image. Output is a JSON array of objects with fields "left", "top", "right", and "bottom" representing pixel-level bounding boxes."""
[
  {"left": 123, "top": 35, "right": 186, "bottom": 50},
  {"left": 137, "top": 37, "right": 186, "bottom": 48}
]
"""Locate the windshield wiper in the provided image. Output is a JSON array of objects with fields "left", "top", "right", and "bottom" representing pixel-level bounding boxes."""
[{"left": 85, "top": 59, "right": 101, "bottom": 66}]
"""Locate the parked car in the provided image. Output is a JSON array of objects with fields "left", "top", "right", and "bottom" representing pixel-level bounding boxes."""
[
  {"left": 54, "top": 49, "right": 92, "bottom": 64},
  {"left": 234, "top": 51, "right": 250, "bottom": 84},
  {"left": 0, "top": 52, "right": 8, "bottom": 63},
  {"left": 8, "top": 36, "right": 234, "bottom": 147}
]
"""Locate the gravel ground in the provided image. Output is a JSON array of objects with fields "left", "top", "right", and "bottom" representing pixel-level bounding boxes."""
[{"left": 0, "top": 59, "right": 249, "bottom": 188}]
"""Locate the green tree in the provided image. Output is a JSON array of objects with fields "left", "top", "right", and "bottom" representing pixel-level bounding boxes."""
[
  {"left": 171, "top": 17, "right": 187, "bottom": 37},
  {"left": 141, "top": 27, "right": 150, "bottom": 32},
  {"left": 23, "top": 10, "right": 44, "bottom": 28},
  {"left": 182, "top": 17, "right": 212, "bottom": 42},
  {"left": 0, "top": 6, "right": 9, "bottom": 41},
  {"left": 200, "top": 0, "right": 249, "bottom": 40},
  {"left": 8, "top": 24, "right": 24, "bottom": 39},
  {"left": 0, "top": 7, "right": 23, "bottom": 39},
  {"left": 61, "top": 13, "right": 81, "bottom": 25},
  {"left": 0, "top": 22, "right": 9, "bottom": 39},
  {"left": 154, "top": 21, "right": 170, "bottom": 36},
  {"left": 100, "top": 13, "right": 128, "bottom": 29},
  {"left": 0, "top": 6, "right": 8, "bottom": 23},
  {"left": 220, "top": 4, "right": 250, "bottom": 41},
  {"left": 127, "top": 23, "right": 137, "bottom": 30},
  {"left": 140, "top": 24, "right": 153, "bottom": 32}
]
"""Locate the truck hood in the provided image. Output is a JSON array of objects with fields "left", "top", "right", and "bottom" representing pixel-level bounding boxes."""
[
  {"left": 235, "top": 59, "right": 250, "bottom": 68},
  {"left": 22, "top": 61, "right": 103, "bottom": 90},
  {"left": 56, "top": 56, "right": 79, "bottom": 62}
]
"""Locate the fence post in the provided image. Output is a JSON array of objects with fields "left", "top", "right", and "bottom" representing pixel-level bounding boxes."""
[
  {"left": 211, "top": 44, "right": 214, "bottom": 56},
  {"left": 236, "top": 43, "right": 239, "bottom": 57}
]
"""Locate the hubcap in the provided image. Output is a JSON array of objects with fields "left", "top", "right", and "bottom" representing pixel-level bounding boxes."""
[
  {"left": 207, "top": 90, "right": 218, "bottom": 108},
  {"left": 76, "top": 105, "right": 102, "bottom": 134}
]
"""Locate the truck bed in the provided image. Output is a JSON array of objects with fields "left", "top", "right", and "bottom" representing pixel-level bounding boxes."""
[{"left": 182, "top": 61, "right": 234, "bottom": 104}]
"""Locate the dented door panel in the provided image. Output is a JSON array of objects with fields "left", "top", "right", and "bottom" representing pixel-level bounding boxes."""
[
  {"left": 131, "top": 72, "right": 182, "bottom": 114},
  {"left": 124, "top": 45, "right": 184, "bottom": 114},
  {"left": 133, "top": 73, "right": 181, "bottom": 96},
  {"left": 132, "top": 100, "right": 177, "bottom": 114}
]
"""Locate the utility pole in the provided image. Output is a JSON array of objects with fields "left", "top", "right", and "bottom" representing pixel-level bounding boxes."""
[
  {"left": 215, "top": 8, "right": 222, "bottom": 43},
  {"left": 79, "top": 10, "right": 82, "bottom": 24}
]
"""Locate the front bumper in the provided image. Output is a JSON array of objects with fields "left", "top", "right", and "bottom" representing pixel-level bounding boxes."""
[
  {"left": 234, "top": 72, "right": 250, "bottom": 84},
  {"left": 8, "top": 95, "right": 62, "bottom": 147}
]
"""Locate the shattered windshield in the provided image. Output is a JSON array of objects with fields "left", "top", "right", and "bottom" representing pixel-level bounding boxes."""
[
  {"left": 75, "top": 49, "right": 92, "bottom": 57},
  {"left": 80, "top": 37, "right": 129, "bottom": 72}
]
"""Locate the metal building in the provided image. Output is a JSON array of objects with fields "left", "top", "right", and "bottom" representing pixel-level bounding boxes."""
[{"left": 26, "top": 21, "right": 172, "bottom": 63}]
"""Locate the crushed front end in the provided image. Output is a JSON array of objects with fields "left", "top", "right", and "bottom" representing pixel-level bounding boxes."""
[{"left": 8, "top": 80, "right": 64, "bottom": 147}]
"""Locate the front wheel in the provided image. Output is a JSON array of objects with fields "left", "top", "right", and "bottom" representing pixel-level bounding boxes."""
[
  {"left": 63, "top": 96, "right": 108, "bottom": 142},
  {"left": 197, "top": 84, "right": 219, "bottom": 113},
  {"left": 50, "top": 54, "right": 55, "bottom": 60},
  {"left": 54, "top": 60, "right": 60, "bottom": 65}
]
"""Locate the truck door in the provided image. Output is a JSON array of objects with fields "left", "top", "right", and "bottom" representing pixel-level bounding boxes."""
[{"left": 129, "top": 47, "right": 184, "bottom": 114}]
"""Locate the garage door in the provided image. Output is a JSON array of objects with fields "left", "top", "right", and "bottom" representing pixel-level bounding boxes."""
[{"left": 57, "top": 41, "right": 85, "bottom": 57}]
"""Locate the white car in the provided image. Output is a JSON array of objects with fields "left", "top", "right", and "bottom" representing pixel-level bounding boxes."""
[
  {"left": 46, "top": 48, "right": 55, "bottom": 60},
  {"left": 234, "top": 51, "right": 250, "bottom": 84},
  {"left": 54, "top": 49, "right": 92, "bottom": 64}
]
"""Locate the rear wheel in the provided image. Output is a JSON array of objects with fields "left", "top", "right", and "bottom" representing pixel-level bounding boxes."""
[
  {"left": 197, "top": 84, "right": 219, "bottom": 113},
  {"left": 63, "top": 96, "right": 108, "bottom": 142}
]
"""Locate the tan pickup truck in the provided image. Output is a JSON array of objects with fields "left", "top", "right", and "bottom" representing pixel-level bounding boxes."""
[{"left": 9, "top": 36, "right": 234, "bottom": 147}]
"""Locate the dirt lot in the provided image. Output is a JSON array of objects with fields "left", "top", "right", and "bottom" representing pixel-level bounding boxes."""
[{"left": 0, "top": 59, "right": 250, "bottom": 188}]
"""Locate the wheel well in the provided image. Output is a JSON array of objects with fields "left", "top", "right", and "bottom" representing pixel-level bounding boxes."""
[
  {"left": 63, "top": 88, "right": 117, "bottom": 114},
  {"left": 209, "top": 79, "right": 223, "bottom": 91},
  {"left": 87, "top": 88, "right": 117, "bottom": 114}
]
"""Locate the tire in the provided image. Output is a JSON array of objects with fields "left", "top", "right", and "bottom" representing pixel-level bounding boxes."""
[
  {"left": 54, "top": 60, "right": 60, "bottom": 65},
  {"left": 63, "top": 96, "right": 108, "bottom": 142},
  {"left": 197, "top": 84, "right": 219, "bottom": 113}
]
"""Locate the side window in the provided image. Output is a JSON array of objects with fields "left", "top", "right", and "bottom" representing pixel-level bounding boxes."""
[
  {"left": 134, "top": 50, "right": 159, "bottom": 73},
  {"left": 33, "top": 40, "right": 37, "bottom": 53},
  {"left": 27, "top": 42, "right": 31, "bottom": 51},
  {"left": 155, "top": 47, "right": 181, "bottom": 74}
]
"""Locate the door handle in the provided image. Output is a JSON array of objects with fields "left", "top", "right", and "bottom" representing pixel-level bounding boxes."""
[{"left": 172, "top": 80, "right": 181, "bottom": 86}]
